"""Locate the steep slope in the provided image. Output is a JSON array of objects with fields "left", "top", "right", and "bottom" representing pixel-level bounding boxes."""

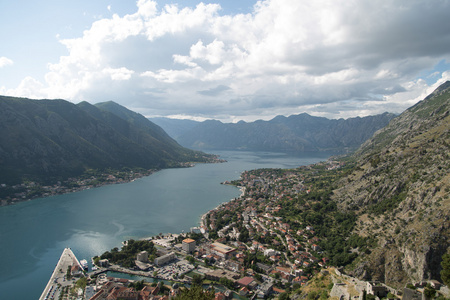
[
  {"left": 151, "top": 113, "right": 396, "bottom": 153},
  {"left": 143, "top": 117, "right": 200, "bottom": 141},
  {"left": 332, "top": 81, "right": 450, "bottom": 288},
  {"left": 0, "top": 96, "right": 214, "bottom": 186},
  {"left": 91, "top": 101, "right": 209, "bottom": 163}
]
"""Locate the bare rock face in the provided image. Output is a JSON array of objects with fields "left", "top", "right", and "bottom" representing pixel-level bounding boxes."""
[{"left": 334, "top": 82, "right": 450, "bottom": 289}]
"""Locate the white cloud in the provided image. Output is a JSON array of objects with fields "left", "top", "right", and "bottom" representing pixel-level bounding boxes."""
[
  {"left": 0, "top": 57, "right": 13, "bottom": 68},
  {"left": 5, "top": 76, "right": 46, "bottom": 99},
  {"left": 6, "top": 0, "right": 450, "bottom": 121},
  {"left": 103, "top": 67, "right": 134, "bottom": 81}
]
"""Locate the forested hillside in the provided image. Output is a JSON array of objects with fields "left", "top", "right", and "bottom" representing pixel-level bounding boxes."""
[{"left": 0, "top": 96, "right": 216, "bottom": 187}]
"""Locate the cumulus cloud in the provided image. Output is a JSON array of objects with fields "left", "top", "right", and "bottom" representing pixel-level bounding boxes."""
[
  {"left": 6, "top": 0, "right": 450, "bottom": 121},
  {"left": 0, "top": 57, "right": 13, "bottom": 68}
]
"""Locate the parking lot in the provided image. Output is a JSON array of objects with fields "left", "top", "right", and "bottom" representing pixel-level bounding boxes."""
[
  {"left": 39, "top": 248, "right": 80, "bottom": 300},
  {"left": 154, "top": 258, "right": 195, "bottom": 280}
]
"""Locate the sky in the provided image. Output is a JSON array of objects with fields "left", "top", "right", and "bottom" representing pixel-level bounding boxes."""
[{"left": 1, "top": 0, "right": 450, "bottom": 122}]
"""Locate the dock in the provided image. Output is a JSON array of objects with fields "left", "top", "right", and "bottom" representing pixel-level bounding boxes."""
[{"left": 39, "top": 248, "right": 84, "bottom": 300}]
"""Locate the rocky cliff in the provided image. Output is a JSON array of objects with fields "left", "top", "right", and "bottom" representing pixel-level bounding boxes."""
[{"left": 332, "top": 82, "right": 450, "bottom": 288}]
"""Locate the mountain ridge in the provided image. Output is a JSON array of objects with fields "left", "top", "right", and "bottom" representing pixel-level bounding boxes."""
[
  {"left": 0, "top": 96, "right": 216, "bottom": 189},
  {"left": 150, "top": 112, "right": 396, "bottom": 153}
]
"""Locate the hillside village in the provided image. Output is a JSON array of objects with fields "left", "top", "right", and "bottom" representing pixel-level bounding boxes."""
[{"left": 54, "top": 159, "right": 448, "bottom": 300}]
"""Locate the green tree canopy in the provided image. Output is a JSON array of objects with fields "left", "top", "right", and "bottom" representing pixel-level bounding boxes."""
[
  {"left": 441, "top": 249, "right": 450, "bottom": 286},
  {"left": 174, "top": 285, "right": 214, "bottom": 300}
]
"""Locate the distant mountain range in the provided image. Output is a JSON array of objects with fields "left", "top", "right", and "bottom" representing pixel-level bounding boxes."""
[
  {"left": 0, "top": 97, "right": 216, "bottom": 186},
  {"left": 150, "top": 112, "right": 396, "bottom": 153}
]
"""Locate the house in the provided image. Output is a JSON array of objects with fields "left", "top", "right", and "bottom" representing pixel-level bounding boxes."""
[
  {"left": 272, "top": 287, "right": 286, "bottom": 295},
  {"left": 256, "top": 262, "right": 272, "bottom": 274},
  {"left": 215, "top": 292, "right": 227, "bottom": 300},
  {"left": 71, "top": 264, "right": 83, "bottom": 277},
  {"left": 263, "top": 249, "right": 276, "bottom": 257},
  {"left": 211, "top": 242, "right": 236, "bottom": 259},
  {"left": 239, "top": 286, "right": 249, "bottom": 297},
  {"left": 237, "top": 276, "right": 255, "bottom": 288},
  {"left": 257, "top": 282, "right": 273, "bottom": 298}
]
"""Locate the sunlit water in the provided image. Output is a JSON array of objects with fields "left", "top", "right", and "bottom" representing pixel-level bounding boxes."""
[{"left": 0, "top": 150, "right": 333, "bottom": 299}]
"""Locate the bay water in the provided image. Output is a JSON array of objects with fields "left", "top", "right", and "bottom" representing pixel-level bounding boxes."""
[{"left": 0, "top": 150, "right": 333, "bottom": 299}]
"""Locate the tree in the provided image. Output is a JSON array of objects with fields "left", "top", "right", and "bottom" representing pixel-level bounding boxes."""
[
  {"left": 174, "top": 285, "right": 214, "bottom": 300},
  {"left": 441, "top": 249, "right": 450, "bottom": 286},
  {"left": 424, "top": 284, "right": 436, "bottom": 299},
  {"left": 66, "top": 265, "right": 72, "bottom": 280},
  {"left": 279, "top": 292, "right": 291, "bottom": 300},
  {"left": 219, "top": 277, "right": 235, "bottom": 290},
  {"left": 192, "top": 274, "right": 204, "bottom": 286},
  {"left": 76, "top": 277, "right": 87, "bottom": 290}
]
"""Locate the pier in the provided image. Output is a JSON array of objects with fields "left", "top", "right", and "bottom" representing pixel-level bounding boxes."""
[{"left": 39, "top": 248, "right": 83, "bottom": 300}]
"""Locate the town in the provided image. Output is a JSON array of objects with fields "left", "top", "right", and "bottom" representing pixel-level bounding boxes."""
[
  {"left": 0, "top": 168, "right": 157, "bottom": 206},
  {"left": 40, "top": 159, "right": 449, "bottom": 300}
]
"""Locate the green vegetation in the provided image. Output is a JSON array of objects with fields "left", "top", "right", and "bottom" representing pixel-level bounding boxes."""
[
  {"left": 75, "top": 277, "right": 87, "bottom": 290},
  {"left": 128, "top": 280, "right": 146, "bottom": 291},
  {"left": 173, "top": 285, "right": 215, "bottom": 300},
  {"left": 66, "top": 266, "right": 72, "bottom": 280},
  {"left": 191, "top": 274, "right": 204, "bottom": 286},
  {"left": 99, "top": 239, "right": 157, "bottom": 268},
  {"left": 0, "top": 96, "right": 218, "bottom": 199},
  {"left": 441, "top": 249, "right": 450, "bottom": 286},
  {"left": 424, "top": 284, "right": 436, "bottom": 299},
  {"left": 185, "top": 255, "right": 195, "bottom": 264}
]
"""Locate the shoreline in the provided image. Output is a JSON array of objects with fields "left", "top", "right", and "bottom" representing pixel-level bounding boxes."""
[
  {"left": 0, "top": 169, "right": 159, "bottom": 207},
  {"left": 199, "top": 185, "right": 245, "bottom": 229},
  {"left": 0, "top": 158, "right": 228, "bottom": 207}
]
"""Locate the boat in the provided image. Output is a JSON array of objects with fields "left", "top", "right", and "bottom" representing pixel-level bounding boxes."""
[{"left": 80, "top": 259, "right": 88, "bottom": 271}]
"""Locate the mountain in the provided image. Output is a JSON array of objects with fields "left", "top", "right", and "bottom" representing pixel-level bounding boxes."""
[
  {"left": 332, "top": 81, "right": 450, "bottom": 288},
  {"left": 148, "top": 117, "right": 200, "bottom": 141},
  {"left": 150, "top": 112, "right": 396, "bottom": 153},
  {"left": 0, "top": 96, "right": 216, "bottom": 186}
]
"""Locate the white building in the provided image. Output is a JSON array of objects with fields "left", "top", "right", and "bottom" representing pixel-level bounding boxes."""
[
  {"left": 137, "top": 251, "right": 149, "bottom": 263},
  {"left": 154, "top": 252, "right": 176, "bottom": 266}
]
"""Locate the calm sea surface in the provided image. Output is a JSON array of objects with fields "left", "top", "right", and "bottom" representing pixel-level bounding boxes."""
[{"left": 0, "top": 150, "right": 333, "bottom": 299}]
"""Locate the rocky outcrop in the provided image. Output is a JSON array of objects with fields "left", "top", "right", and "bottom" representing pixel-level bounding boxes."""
[{"left": 332, "top": 82, "right": 450, "bottom": 288}]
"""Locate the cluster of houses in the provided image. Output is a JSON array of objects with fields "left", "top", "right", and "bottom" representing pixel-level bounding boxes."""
[
  {"left": 0, "top": 170, "right": 154, "bottom": 205},
  {"left": 89, "top": 276, "right": 178, "bottom": 300},
  {"left": 83, "top": 158, "right": 449, "bottom": 299},
  {"left": 202, "top": 167, "right": 336, "bottom": 287}
]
